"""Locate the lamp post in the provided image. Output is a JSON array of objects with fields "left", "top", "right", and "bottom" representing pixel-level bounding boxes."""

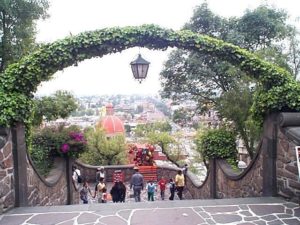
[{"left": 130, "top": 54, "right": 150, "bottom": 83}]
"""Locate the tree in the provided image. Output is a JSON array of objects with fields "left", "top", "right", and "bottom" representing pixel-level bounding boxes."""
[
  {"left": 134, "top": 121, "right": 172, "bottom": 137},
  {"left": 145, "top": 131, "right": 183, "bottom": 165},
  {"left": 286, "top": 26, "right": 300, "bottom": 79},
  {"left": 172, "top": 107, "right": 196, "bottom": 126},
  {"left": 236, "top": 5, "right": 290, "bottom": 50},
  {"left": 160, "top": 3, "right": 294, "bottom": 158},
  {"left": 33, "top": 90, "right": 78, "bottom": 126},
  {"left": 80, "top": 127, "right": 127, "bottom": 165},
  {"left": 0, "top": 0, "right": 49, "bottom": 72},
  {"left": 215, "top": 85, "right": 262, "bottom": 159}
]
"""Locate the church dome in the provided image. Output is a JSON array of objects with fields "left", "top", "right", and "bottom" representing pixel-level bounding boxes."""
[{"left": 99, "top": 104, "right": 125, "bottom": 136}]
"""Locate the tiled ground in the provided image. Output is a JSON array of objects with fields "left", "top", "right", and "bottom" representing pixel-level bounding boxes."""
[{"left": 0, "top": 197, "right": 299, "bottom": 225}]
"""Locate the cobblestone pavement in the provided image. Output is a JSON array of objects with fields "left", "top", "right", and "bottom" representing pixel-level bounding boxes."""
[{"left": 0, "top": 197, "right": 299, "bottom": 225}]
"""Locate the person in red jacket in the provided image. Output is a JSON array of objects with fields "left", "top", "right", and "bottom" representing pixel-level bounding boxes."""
[{"left": 157, "top": 176, "right": 167, "bottom": 200}]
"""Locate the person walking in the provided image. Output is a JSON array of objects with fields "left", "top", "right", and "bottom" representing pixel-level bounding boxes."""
[
  {"left": 72, "top": 165, "right": 82, "bottom": 191},
  {"left": 96, "top": 166, "right": 106, "bottom": 182},
  {"left": 146, "top": 181, "right": 156, "bottom": 201},
  {"left": 130, "top": 166, "right": 144, "bottom": 202},
  {"left": 94, "top": 177, "right": 106, "bottom": 203},
  {"left": 182, "top": 164, "right": 188, "bottom": 180},
  {"left": 169, "top": 178, "right": 176, "bottom": 200},
  {"left": 101, "top": 187, "right": 107, "bottom": 203},
  {"left": 119, "top": 181, "right": 126, "bottom": 202},
  {"left": 175, "top": 170, "right": 185, "bottom": 200},
  {"left": 80, "top": 181, "right": 93, "bottom": 204},
  {"left": 157, "top": 176, "right": 166, "bottom": 200},
  {"left": 95, "top": 166, "right": 105, "bottom": 192},
  {"left": 110, "top": 181, "right": 121, "bottom": 203}
]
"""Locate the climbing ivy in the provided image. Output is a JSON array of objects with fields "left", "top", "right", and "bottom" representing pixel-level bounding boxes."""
[{"left": 0, "top": 24, "right": 299, "bottom": 126}]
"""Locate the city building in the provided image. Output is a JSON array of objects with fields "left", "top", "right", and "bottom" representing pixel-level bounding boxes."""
[{"left": 98, "top": 103, "right": 125, "bottom": 137}]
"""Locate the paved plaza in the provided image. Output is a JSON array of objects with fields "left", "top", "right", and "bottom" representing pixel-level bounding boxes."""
[{"left": 0, "top": 197, "right": 299, "bottom": 225}]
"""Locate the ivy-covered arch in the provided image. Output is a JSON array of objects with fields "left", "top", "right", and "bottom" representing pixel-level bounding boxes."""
[{"left": 0, "top": 24, "right": 300, "bottom": 126}]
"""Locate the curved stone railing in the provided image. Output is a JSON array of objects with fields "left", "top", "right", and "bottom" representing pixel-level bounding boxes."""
[
  {"left": 26, "top": 154, "right": 69, "bottom": 206},
  {"left": 1, "top": 112, "right": 300, "bottom": 213},
  {"left": 0, "top": 124, "right": 76, "bottom": 213},
  {"left": 75, "top": 137, "right": 265, "bottom": 200},
  {"left": 27, "top": 152, "right": 65, "bottom": 187}
]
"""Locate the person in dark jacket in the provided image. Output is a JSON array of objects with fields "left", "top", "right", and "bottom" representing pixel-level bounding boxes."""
[
  {"left": 110, "top": 181, "right": 120, "bottom": 203},
  {"left": 130, "top": 166, "right": 144, "bottom": 202},
  {"left": 110, "top": 180, "right": 127, "bottom": 203},
  {"left": 118, "top": 181, "right": 126, "bottom": 202},
  {"left": 169, "top": 178, "right": 176, "bottom": 200}
]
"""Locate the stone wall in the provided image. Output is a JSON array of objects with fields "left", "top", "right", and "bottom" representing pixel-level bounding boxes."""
[
  {"left": 1, "top": 112, "right": 300, "bottom": 213},
  {"left": 157, "top": 166, "right": 211, "bottom": 199},
  {"left": 75, "top": 162, "right": 210, "bottom": 199},
  {"left": 26, "top": 157, "right": 68, "bottom": 206},
  {"left": 277, "top": 129, "right": 300, "bottom": 202},
  {"left": 0, "top": 132, "right": 14, "bottom": 213},
  {"left": 75, "top": 162, "right": 136, "bottom": 183},
  {"left": 0, "top": 125, "right": 72, "bottom": 214},
  {"left": 216, "top": 154, "right": 263, "bottom": 198}
]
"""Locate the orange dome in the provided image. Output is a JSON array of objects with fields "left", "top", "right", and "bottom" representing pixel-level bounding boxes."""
[{"left": 100, "top": 115, "right": 125, "bottom": 136}]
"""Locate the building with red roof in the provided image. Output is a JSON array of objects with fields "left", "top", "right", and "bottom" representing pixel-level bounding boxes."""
[{"left": 98, "top": 104, "right": 125, "bottom": 137}]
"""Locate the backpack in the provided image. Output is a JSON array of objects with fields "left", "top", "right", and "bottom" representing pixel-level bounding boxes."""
[
  {"left": 75, "top": 171, "right": 82, "bottom": 183},
  {"left": 77, "top": 175, "right": 82, "bottom": 183}
]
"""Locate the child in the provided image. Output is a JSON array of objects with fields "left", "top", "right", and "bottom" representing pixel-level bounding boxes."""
[
  {"left": 101, "top": 187, "right": 107, "bottom": 203},
  {"left": 158, "top": 176, "right": 166, "bottom": 200},
  {"left": 169, "top": 178, "right": 175, "bottom": 201},
  {"left": 146, "top": 181, "right": 156, "bottom": 201},
  {"left": 80, "top": 181, "right": 92, "bottom": 204}
]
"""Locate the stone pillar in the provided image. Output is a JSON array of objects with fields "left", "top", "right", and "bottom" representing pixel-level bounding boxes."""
[
  {"left": 11, "top": 123, "right": 28, "bottom": 207},
  {"left": 262, "top": 114, "right": 278, "bottom": 197},
  {"left": 209, "top": 158, "right": 217, "bottom": 199}
]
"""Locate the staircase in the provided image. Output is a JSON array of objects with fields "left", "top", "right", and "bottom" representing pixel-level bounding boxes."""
[{"left": 138, "top": 166, "right": 158, "bottom": 182}]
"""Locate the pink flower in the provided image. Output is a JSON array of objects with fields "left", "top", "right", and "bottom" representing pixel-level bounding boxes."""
[
  {"left": 69, "top": 132, "right": 85, "bottom": 142},
  {"left": 60, "top": 143, "right": 70, "bottom": 153}
]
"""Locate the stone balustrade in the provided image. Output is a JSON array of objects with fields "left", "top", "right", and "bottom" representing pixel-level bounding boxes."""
[{"left": 1, "top": 113, "right": 300, "bottom": 214}]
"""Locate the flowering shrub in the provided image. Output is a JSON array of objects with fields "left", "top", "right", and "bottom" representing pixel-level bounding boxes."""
[
  {"left": 59, "top": 131, "right": 87, "bottom": 157},
  {"left": 32, "top": 125, "right": 87, "bottom": 159}
]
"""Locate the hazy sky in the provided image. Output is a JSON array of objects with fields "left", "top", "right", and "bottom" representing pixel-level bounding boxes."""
[{"left": 36, "top": 0, "right": 300, "bottom": 96}]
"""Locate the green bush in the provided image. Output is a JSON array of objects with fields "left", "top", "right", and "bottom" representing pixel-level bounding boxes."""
[
  {"left": 30, "top": 144, "right": 53, "bottom": 176},
  {"left": 195, "top": 128, "right": 237, "bottom": 161}
]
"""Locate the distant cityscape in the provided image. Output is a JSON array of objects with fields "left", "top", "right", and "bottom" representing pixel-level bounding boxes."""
[
  {"left": 43, "top": 94, "right": 220, "bottom": 132},
  {"left": 42, "top": 94, "right": 233, "bottom": 182}
]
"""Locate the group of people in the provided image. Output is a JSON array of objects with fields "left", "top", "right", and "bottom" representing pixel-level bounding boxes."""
[
  {"left": 73, "top": 163, "right": 188, "bottom": 204},
  {"left": 73, "top": 166, "right": 126, "bottom": 204},
  {"left": 130, "top": 165, "right": 187, "bottom": 202}
]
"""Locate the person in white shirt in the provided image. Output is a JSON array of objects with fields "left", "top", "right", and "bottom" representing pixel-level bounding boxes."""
[
  {"left": 72, "top": 165, "right": 81, "bottom": 190},
  {"left": 96, "top": 166, "right": 105, "bottom": 182}
]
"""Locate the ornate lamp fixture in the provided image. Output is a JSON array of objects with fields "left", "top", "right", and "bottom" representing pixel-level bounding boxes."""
[{"left": 130, "top": 54, "right": 150, "bottom": 83}]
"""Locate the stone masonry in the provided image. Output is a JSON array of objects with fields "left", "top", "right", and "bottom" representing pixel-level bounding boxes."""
[
  {"left": 0, "top": 132, "right": 14, "bottom": 213},
  {"left": 277, "top": 129, "right": 300, "bottom": 202}
]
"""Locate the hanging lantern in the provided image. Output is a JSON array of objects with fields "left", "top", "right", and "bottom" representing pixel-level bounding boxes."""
[{"left": 130, "top": 54, "right": 150, "bottom": 83}]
